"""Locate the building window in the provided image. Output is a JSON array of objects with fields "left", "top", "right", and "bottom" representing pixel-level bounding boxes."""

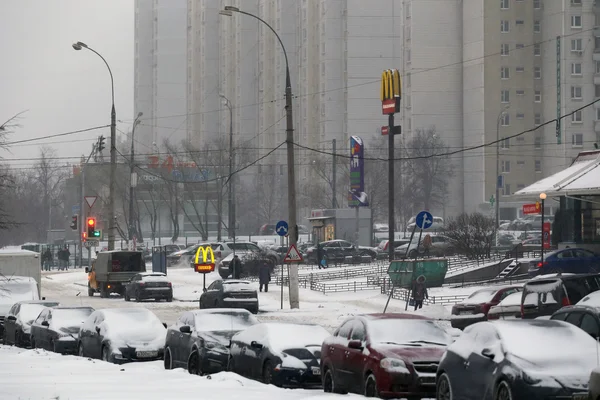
[
  {"left": 534, "top": 136, "right": 542, "bottom": 148},
  {"left": 501, "top": 138, "right": 510, "bottom": 149},
  {"left": 516, "top": 89, "right": 525, "bottom": 96},
  {"left": 571, "top": 86, "right": 583, "bottom": 99},
  {"left": 517, "top": 160, "right": 526, "bottom": 166},
  {"left": 501, "top": 20, "right": 509, "bottom": 33},
  {"left": 501, "top": 43, "right": 509, "bottom": 56},
  {"left": 572, "top": 133, "right": 583, "bottom": 147},
  {"left": 572, "top": 63, "right": 582, "bottom": 75},
  {"left": 534, "top": 67, "right": 542, "bottom": 79},
  {"left": 501, "top": 90, "right": 510, "bottom": 103},
  {"left": 596, "top": 84, "right": 600, "bottom": 97},
  {"left": 534, "top": 90, "right": 542, "bottom": 102},
  {"left": 596, "top": 108, "right": 600, "bottom": 120},
  {"left": 596, "top": 61, "right": 600, "bottom": 74},
  {"left": 502, "top": 160, "right": 511, "bottom": 173},
  {"left": 534, "top": 43, "right": 541, "bottom": 56},
  {"left": 501, "top": 113, "right": 510, "bottom": 126},
  {"left": 572, "top": 0, "right": 582, "bottom": 4},
  {"left": 534, "top": 0, "right": 541, "bottom": 8},
  {"left": 535, "top": 113, "right": 541, "bottom": 125},
  {"left": 572, "top": 110, "right": 583, "bottom": 123},
  {"left": 501, "top": 67, "right": 510, "bottom": 79},
  {"left": 517, "top": 135, "right": 525, "bottom": 142},
  {"left": 571, "top": 15, "right": 582, "bottom": 29},
  {"left": 516, "top": 43, "right": 524, "bottom": 49},
  {"left": 501, "top": 0, "right": 509, "bottom": 9},
  {"left": 572, "top": 39, "right": 583, "bottom": 51},
  {"left": 535, "top": 160, "right": 542, "bottom": 172},
  {"left": 534, "top": 20, "right": 541, "bottom": 33},
  {"left": 516, "top": 113, "right": 525, "bottom": 119},
  {"left": 516, "top": 20, "right": 524, "bottom": 25},
  {"left": 503, "top": 184, "right": 511, "bottom": 196}
]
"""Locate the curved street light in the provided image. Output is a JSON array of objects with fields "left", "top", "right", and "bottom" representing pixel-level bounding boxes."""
[{"left": 72, "top": 41, "right": 117, "bottom": 251}]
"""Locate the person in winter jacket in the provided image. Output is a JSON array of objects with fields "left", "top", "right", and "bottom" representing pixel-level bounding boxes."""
[
  {"left": 412, "top": 275, "right": 428, "bottom": 310},
  {"left": 230, "top": 255, "right": 242, "bottom": 279},
  {"left": 258, "top": 261, "right": 271, "bottom": 292}
]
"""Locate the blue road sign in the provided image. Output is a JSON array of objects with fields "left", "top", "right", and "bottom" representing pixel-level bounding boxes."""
[
  {"left": 415, "top": 211, "right": 434, "bottom": 230},
  {"left": 72, "top": 205, "right": 81, "bottom": 215},
  {"left": 276, "top": 220, "right": 289, "bottom": 237}
]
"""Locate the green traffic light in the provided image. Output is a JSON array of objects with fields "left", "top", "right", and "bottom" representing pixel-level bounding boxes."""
[{"left": 91, "top": 230, "right": 101, "bottom": 237}]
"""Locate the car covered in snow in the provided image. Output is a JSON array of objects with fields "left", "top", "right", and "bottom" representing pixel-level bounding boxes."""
[
  {"left": 2, "top": 300, "right": 60, "bottom": 347},
  {"left": 30, "top": 306, "right": 94, "bottom": 354},
  {"left": 550, "top": 304, "right": 600, "bottom": 339},
  {"left": 486, "top": 291, "right": 523, "bottom": 320},
  {"left": 321, "top": 313, "right": 452, "bottom": 399},
  {"left": 228, "top": 322, "right": 330, "bottom": 388},
  {"left": 199, "top": 280, "right": 259, "bottom": 314},
  {"left": 77, "top": 308, "right": 167, "bottom": 364},
  {"left": 436, "top": 319, "right": 596, "bottom": 400},
  {"left": 217, "top": 242, "right": 279, "bottom": 279},
  {"left": 123, "top": 272, "right": 173, "bottom": 302},
  {"left": 305, "top": 240, "right": 376, "bottom": 263},
  {"left": 450, "top": 286, "right": 522, "bottom": 329},
  {"left": 164, "top": 309, "right": 259, "bottom": 375}
]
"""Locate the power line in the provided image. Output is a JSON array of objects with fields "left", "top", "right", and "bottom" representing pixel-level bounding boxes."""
[{"left": 3, "top": 125, "right": 109, "bottom": 146}]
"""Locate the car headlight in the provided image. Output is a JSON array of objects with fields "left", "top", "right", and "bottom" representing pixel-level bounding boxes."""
[
  {"left": 522, "top": 370, "right": 542, "bottom": 385},
  {"left": 380, "top": 358, "right": 407, "bottom": 372}
]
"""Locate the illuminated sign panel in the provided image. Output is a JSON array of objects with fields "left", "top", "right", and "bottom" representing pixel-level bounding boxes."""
[{"left": 194, "top": 246, "right": 215, "bottom": 274}]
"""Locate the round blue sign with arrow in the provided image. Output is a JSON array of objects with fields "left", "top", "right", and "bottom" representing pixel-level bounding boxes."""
[
  {"left": 276, "top": 220, "right": 289, "bottom": 237},
  {"left": 415, "top": 211, "right": 434, "bottom": 230}
]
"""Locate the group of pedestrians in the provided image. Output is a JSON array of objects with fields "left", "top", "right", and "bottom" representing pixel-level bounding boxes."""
[{"left": 41, "top": 246, "right": 71, "bottom": 271}]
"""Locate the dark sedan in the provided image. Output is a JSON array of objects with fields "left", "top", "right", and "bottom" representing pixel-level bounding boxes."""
[
  {"left": 2, "top": 300, "right": 60, "bottom": 347},
  {"left": 436, "top": 319, "right": 595, "bottom": 400},
  {"left": 164, "top": 308, "right": 259, "bottom": 375},
  {"left": 124, "top": 272, "right": 173, "bottom": 302},
  {"left": 305, "top": 240, "right": 376, "bottom": 263},
  {"left": 200, "top": 280, "right": 258, "bottom": 314},
  {"left": 229, "top": 322, "right": 330, "bottom": 387},
  {"left": 30, "top": 306, "right": 94, "bottom": 354},
  {"left": 550, "top": 304, "right": 600, "bottom": 339},
  {"left": 450, "top": 286, "right": 522, "bottom": 329},
  {"left": 321, "top": 313, "right": 452, "bottom": 399},
  {"left": 528, "top": 248, "right": 600, "bottom": 277}
]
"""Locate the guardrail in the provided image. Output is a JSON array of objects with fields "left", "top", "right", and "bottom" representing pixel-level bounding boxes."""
[
  {"left": 309, "top": 279, "right": 382, "bottom": 293},
  {"left": 385, "top": 288, "right": 469, "bottom": 306}
]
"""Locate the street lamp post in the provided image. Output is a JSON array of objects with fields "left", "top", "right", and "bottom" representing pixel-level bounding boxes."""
[
  {"left": 128, "top": 112, "right": 143, "bottom": 246},
  {"left": 495, "top": 105, "right": 510, "bottom": 238},
  {"left": 220, "top": 6, "right": 300, "bottom": 309},
  {"left": 220, "top": 94, "right": 235, "bottom": 241},
  {"left": 540, "top": 192, "right": 547, "bottom": 263},
  {"left": 72, "top": 41, "right": 117, "bottom": 251}
]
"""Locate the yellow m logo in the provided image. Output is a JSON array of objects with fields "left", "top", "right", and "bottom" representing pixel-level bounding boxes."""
[
  {"left": 194, "top": 246, "right": 215, "bottom": 273},
  {"left": 380, "top": 69, "right": 402, "bottom": 101}
]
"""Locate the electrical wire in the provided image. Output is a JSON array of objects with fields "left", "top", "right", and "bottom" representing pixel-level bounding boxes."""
[{"left": 3, "top": 125, "right": 110, "bottom": 146}]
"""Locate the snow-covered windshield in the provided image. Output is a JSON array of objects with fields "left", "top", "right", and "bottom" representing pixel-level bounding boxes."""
[
  {"left": 497, "top": 292, "right": 522, "bottom": 307},
  {"left": 195, "top": 311, "right": 258, "bottom": 332},
  {"left": 234, "top": 323, "right": 330, "bottom": 353},
  {"left": 462, "top": 289, "right": 497, "bottom": 304},
  {"left": 102, "top": 309, "right": 165, "bottom": 343},
  {"left": 222, "top": 281, "right": 252, "bottom": 292},
  {"left": 368, "top": 319, "right": 452, "bottom": 346},
  {"left": 20, "top": 304, "right": 55, "bottom": 324},
  {"left": 52, "top": 308, "right": 94, "bottom": 331}
]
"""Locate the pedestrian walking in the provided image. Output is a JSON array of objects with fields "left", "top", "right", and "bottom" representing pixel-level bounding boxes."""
[
  {"left": 43, "top": 248, "right": 52, "bottom": 271},
  {"left": 412, "top": 275, "right": 428, "bottom": 311},
  {"left": 62, "top": 246, "right": 71, "bottom": 270},
  {"left": 230, "top": 255, "right": 242, "bottom": 279},
  {"left": 259, "top": 260, "right": 271, "bottom": 292},
  {"left": 315, "top": 242, "right": 323, "bottom": 268},
  {"left": 422, "top": 234, "right": 432, "bottom": 258},
  {"left": 319, "top": 254, "right": 328, "bottom": 269}
]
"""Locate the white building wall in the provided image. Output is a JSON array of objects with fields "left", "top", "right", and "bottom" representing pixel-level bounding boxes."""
[{"left": 134, "top": 0, "right": 155, "bottom": 150}]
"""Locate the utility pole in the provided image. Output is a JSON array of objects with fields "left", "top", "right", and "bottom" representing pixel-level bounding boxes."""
[
  {"left": 221, "top": 94, "right": 235, "bottom": 239},
  {"left": 80, "top": 143, "right": 98, "bottom": 267},
  {"left": 128, "top": 113, "right": 143, "bottom": 246},
  {"left": 495, "top": 105, "right": 509, "bottom": 236},
  {"left": 332, "top": 139, "right": 337, "bottom": 208}
]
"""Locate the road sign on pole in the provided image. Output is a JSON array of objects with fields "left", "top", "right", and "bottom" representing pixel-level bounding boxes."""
[
  {"left": 276, "top": 220, "right": 289, "bottom": 237},
  {"left": 85, "top": 196, "right": 97, "bottom": 208},
  {"left": 83, "top": 240, "right": 99, "bottom": 248},
  {"left": 284, "top": 244, "right": 303, "bottom": 263},
  {"left": 523, "top": 203, "right": 541, "bottom": 215},
  {"left": 415, "top": 211, "right": 434, "bottom": 230}
]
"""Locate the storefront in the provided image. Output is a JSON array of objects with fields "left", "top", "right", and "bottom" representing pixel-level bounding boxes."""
[
  {"left": 307, "top": 208, "right": 372, "bottom": 246},
  {"left": 514, "top": 150, "right": 600, "bottom": 251}
]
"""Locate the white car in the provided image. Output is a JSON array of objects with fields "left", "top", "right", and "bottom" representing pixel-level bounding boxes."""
[{"left": 487, "top": 291, "right": 523, "bottom": 320}]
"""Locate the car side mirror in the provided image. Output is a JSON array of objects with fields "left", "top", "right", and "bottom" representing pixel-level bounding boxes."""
[
  {"left": 179, "top": 325, "right": 191, "bottom": 334},
  {"left": 95, "top": 326, "right": 100, "bottom": 334},
  {"left": 41, "top": 321, "right": 49, "bottom": 327},
  {"left": 85, "top": 267, "right": 89, "bottom": 273},
  {"left": 250, "top": 340, "right": 263, "bottom": 349},
  {"left": 162, "top": 322, "right": 167, "bottom": 328},
  {"left": 481, "top": 347, "right": 495, "bottom": 359},
  {"left": 6, "top": 316, "right": 16, "bottom": 321},
  {"left": 348, "top": 340, "right": 363, "bottom": 350}
]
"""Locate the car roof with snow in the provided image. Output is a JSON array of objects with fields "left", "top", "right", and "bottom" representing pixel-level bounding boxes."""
[
  {"left": 138, "top": 272, "right": 167, "bottom": 277},
  {"left": 190, "top": 308, "right": 252, "bottom": 316},
  {"left": 221, "top": 279, "right": 250, "bottom": 285},
  {"left": 554, "top": 304, "right": 600, "bottom": 314},
  {"left": 360, "top": 313, "right": 431, "bottom": 321},
  {"left": 15, "top": 300, "right": 59, "bottom": 305}
]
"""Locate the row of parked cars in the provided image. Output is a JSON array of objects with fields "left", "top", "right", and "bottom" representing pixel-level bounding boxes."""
[{"left": 4, "top": 294, "right": 600, "bottom": 399}]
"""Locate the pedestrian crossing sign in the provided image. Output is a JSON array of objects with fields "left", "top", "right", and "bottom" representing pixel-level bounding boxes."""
[{"left": 284, "top": 244, "right": 303, "bottom": 263}]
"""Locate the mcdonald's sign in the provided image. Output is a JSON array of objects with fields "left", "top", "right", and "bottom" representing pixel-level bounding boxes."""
[
  {"left": 380, "top": 69, "right": 401, "bottom": 115},
  {"left": 194, "top": 245, "right": 216, "bottom": 274}
]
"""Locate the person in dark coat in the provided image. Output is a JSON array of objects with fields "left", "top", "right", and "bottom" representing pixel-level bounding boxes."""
[
  {"left": 315, "top": 243, "right": 323, "bottom": 268},
  {"left": 412, "top": 275, "right": 428, "bottom": 310},
  {"left": 230, "top": 255, "right": 242, "bottom": 279},
  {"left": 42, "top": 249, "right": 52, "bottom": 271},
  {"left": 258, "top": 261, "right": 271, "bottom": 292}
]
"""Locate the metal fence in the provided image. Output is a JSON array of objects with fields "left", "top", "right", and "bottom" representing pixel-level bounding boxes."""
[{"left": 386, "top": 288, "right": 469, "bottom": 306}]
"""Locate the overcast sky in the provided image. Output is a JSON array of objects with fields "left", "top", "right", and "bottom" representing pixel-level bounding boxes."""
[{"left": 0, "top": 0, "right": 134, "bottom": 168}]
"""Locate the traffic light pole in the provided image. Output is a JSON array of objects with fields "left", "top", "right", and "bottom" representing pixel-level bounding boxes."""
[{"left": 80, "top": 144, "right": 97, "bottom": 268}]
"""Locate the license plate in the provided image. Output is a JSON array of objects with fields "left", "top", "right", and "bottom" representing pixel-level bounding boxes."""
[
  {"left": 459, "top": 311, "right": 473, "bottom": 315},
  {"left": 572, "top": 394, "right": 588, "bottom": 400},
  {"left": 311, "top": 366, "right": 321, "bottom": 375},
  {"left": 136, "top": 351, "right": 158, "bottom": 358}
]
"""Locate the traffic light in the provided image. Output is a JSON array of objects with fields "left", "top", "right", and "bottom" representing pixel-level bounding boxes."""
[
  {"left": 97, "top": 136, "right": 106, "bottom": 152},
  {"left": 86, "top": 217, "right": 96, "bottom": 237},
  {"left": 70, "top": 215, "right": 78, "bottom": 231}
]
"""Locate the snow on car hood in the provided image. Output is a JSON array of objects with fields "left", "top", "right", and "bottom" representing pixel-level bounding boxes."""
[
  {"left": 139, "top": 274, "right": 169, "bottom": 283},
  {"left": 50, "top": 308, "right": 94, "bottom": 334},
  {"left": 100, "top": 309, "right": 166, "bottom": 350},
  {"left": 371, "top": 343, "right": 446, "bottom": 362},
  {"left": 232, "top": 323, "right": 329, "bottom": 356}
]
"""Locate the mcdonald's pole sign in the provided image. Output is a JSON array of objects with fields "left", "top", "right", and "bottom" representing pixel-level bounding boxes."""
[
  {"left": 380, "top": 69, "right": 401, "bottom": 115},
  {"left": 193, "top": 246, "right": 216, "bottom": 274}
]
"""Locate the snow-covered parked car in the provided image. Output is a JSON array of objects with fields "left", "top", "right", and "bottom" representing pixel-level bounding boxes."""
[
  {"left": 228, "top": 322, "right": 330, "bottom": 387},
  {"left": 30, "top": 306, "right": 94, "bottom": 354},
  {"left": 164, "top": 309, "right": 259, "bottom": 374},
  {"left": 486, "top": 291, "right": 523, "bottom": 320},
  {"left": 450, "top": 286, "right": 522, "bottom": 329},
  {"left": 199, "top": 280, "right": 259, "bottom": 314},
  {"left": 3, "top": 300, "right": 60, "bottom": 347},
  {"left": 436, "top": 319, "right": 596, "bottom": 399},
  {"left": 77, "top": 308, "right": 167, "bottom": 364}
]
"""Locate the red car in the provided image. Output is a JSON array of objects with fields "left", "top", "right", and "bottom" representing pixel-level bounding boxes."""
[
  {"left": 320, "top": 313, "right": 452, "bottom": 399},
  {"left": 450, "top": 285, "right": 522, "bottom": 330}
]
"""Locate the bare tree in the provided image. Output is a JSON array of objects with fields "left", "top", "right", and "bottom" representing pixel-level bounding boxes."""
[
  {"left": 444, "top": 212, "right": 496, "bottom": 259},
  {"left": 0, "top": 112, "right": 26, "bottom": 234}
]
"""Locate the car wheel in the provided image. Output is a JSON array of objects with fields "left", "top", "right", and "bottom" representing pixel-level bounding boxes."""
[
  {"left": 78, "top": 343, "right": 85, "bottom": 358},
  {"left": 262, "top": 360, "right": 273, "bottom": 385},
  {"left": 228, "top": 356, "right": 236, "bottom": 372},
  {"left": 187, "top": 350, "right": 202, "bottom": 375},
  {"left": 164, "top": 347, "right": 173, "bottom": 370},
  {"left": 495, "top": 381, "right": 512, "bottom": 400},
  {"left": 364, "top": 373, "right": 378, "bottom": 397},
  {"left": 30, "top": 336, "right": 36, "bottom": 349},
  {"left": 100, "top": 286, "right": 108, "bottom": 298},
  {"left": 14, "top": 330, "right": 21, "bottom": 347},
  {"left": 50, "top": 339, "right": 57, "bottom": 353},
  {"left": 101, "top": 345, "right": 112, "bottom": 363},
  {"left": 323, "top": 368, "right": 346, "bottom": 394},
  {"left": 436, "top": 372, "right": 453, "bottom": 400},
  {"left": 87, "top": 285, "right": 94, "bottom": 297},
  {"left": 213, "top": 299, "right": 218, "bottom": 308},
  {"left": 166, "top": 295, "right": 173, "bottom": 303},
  {"left": 124, "top": 292, "right": 130, "bottom": 302},
  {"left": 408, "top": 250, "right": 417, "bottom": 258}
]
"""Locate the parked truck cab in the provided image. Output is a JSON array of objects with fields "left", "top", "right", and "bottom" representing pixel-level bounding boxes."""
[{"left": 86, "top": 251, "right": 145, "bottom": 298}]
